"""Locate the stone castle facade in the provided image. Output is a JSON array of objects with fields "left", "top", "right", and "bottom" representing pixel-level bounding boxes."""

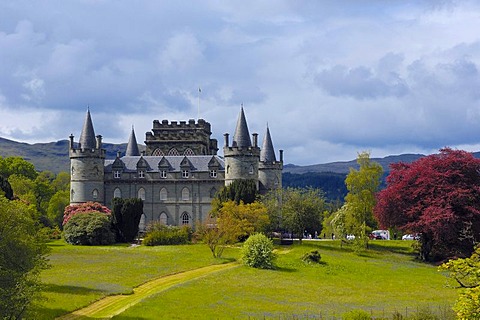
[{"left": 69, "top": 108, "right": 283, "bottom": 229}]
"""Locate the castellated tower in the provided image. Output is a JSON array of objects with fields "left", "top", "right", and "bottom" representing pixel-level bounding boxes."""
[
  {"left": 258, "top": 126, "right": 283, "bottom": 194},
  {"left": 69, "top": 109, "right": 106, "bottom": 204},
  {"left": 223, "top": 107, "right": 261, "bottom": 189}
]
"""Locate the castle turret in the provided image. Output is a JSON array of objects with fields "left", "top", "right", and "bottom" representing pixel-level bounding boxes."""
[
  {"left": 69, "top": 109, "right": 106, "bottom": 204},
  {"left": 258, "top": 125, "right": 283, "bottom": 194},
  {"left": 125, "top": 126, "right": 140, "bottom": 156},
  {"left": 223, "top": 107, "right": 260, "bottom": 188}
]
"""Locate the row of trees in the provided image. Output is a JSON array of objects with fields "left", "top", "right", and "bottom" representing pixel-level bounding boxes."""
[
  {"left": 0, "top": 157, "right": 53, "bottom": 319},
  {"left": 0, "top": 156, "right": 70, "bottom": 230}
]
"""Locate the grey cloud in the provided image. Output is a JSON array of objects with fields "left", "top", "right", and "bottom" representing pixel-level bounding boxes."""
[{"left": 315, "top": 65, "right": 409, "bottom": 99}]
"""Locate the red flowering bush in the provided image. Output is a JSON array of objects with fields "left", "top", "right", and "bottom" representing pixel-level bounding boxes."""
[{"left": 63, "top": 202, "right": 111, "bottom": 226}]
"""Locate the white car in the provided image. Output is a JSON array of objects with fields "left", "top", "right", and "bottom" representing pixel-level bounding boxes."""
[
  {"left": 402, "top": 234, "right": 416, "bottom": 240},
  {"left": 346, "top": 234, "right": 355, "bottom": 240}
]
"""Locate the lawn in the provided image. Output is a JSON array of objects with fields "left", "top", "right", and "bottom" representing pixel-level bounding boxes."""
[{"left": 35, "top": 240, "right": 457, "bottom": 319}]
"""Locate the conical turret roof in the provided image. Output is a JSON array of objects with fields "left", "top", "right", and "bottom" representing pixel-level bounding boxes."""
[
  {"left": 260, "top": 125, "right": 276, "bottom": 162},
  {"left": 232, "top": 107, "right": 251, "bottom": 147},
  {"left": 79, "top": 109, "right": 96, "bottom": 149},
  {"left": 126, "top": 126, "right": 140, "bottom": 156}
]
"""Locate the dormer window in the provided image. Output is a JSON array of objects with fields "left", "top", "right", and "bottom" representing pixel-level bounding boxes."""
[
  {"left": 160, "top": 170, "right": 167, "bottom": 179},
  {"left": 182, "top": 170, "right": 189, "bottom": 178},
  {"left": 138, "top": 170, "right": 145, "bottom": 178},
  {"left": 114, "top": 171, "right": 121, "bottom": 179},
  {"left": 210, "top": 169, "right": 217, "bottom": 178}
]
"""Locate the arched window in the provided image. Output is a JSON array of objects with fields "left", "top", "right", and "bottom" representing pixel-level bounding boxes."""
[
  {"left": 160, "top": 188, "right": 168, "bottom": 201},
  {"left": 92, "top": 189, "right": 98, "bottom": 200},
  {"left": 181, "top": 187, "right": 190, "bottom": 201},
  {"left": 249, "top": 165, "right": 254, "bottom": 174},
  {"left": 152, "top": 148, "right": 165, "bottom": 156},
  {"left": 138, "top": 214, "right": 146, "bottom": 231},
  {"left": 114, "top": 187, "right": 122, "bottom": 198},
  {"left": 210, "top": 187, "right": 217, "bottom": 198},
  {"left": 184, "top": 148, "right": 195, "bottom": 156},
  {"left": 167, "top": 148, "right": 180, "bottom": 156},
  {"left": 181, "top": 212, "right": 190, "bottom": 225},
  {"left": 159, "top": 212, "right": 168, "bottom": 225},
  {"left": 71, "top": 189, "right": 75, "bottom": 201},
  {"left": 138, "top": 188, "right": 146, "bottom": 201}
]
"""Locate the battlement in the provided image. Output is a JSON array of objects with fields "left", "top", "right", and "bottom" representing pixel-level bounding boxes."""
[
  {"left": 145, "top": 118, "right": 218, "bottom": 156},
  {"left": 69, "top": 147, "right": 106, "bottom": 159},
  {"left": 223, "top": 146, "right": 261, "bottom": 160},
  {"left": 151, "top": 118, "right": 211, "bottom": 132}
]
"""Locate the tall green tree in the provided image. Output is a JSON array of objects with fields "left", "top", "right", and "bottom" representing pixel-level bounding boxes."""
[
  {"left": 281, "top": 188, "right": 326, "bottom": 243},
  {"left": 0, "top": 156, "right": 38, "bottom": 180},
  {"left": 47, "top": 190, "right": 70, "bottom": 229},
  {"left": 335, "top": 152, "right": 383, "bottom": 246},
  {"left": 111, "top": 198, "right": 144, "bottom": 242},
  {"left": 213, "top": 179, "right": 258, "bottom": 208},
  {"left": 0, "top": 196, "right": 50, "bottom": 319}
]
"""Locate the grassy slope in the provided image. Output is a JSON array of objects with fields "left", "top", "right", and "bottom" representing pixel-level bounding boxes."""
[
  {"left": 36, "top": 240, "right": 457, "bottom": 319},
  {"left": 114, "top": 241, "right": 457, "bottom": 319},
  {"left": 35, "top": 241, "right": 236, "bottom": 319}
]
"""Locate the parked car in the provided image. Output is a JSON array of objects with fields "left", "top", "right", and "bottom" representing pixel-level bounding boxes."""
[
  {"left": 346, "top": 234, "right": 355, "bottom": 240},
  {"left": 402, "top": 234, "right": 420, "bottom": 240},
  {"left": 369, "top": 230, "right": 390, "bottom": 240}
]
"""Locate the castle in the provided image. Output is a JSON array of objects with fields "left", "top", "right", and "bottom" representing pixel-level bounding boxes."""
[{"left": 69, "top": 108, "right": 283, "bottom": 229}]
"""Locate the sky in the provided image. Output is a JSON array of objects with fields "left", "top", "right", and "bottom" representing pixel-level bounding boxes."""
[{"left": 1, "top": 1, "right": 480, "bottom": 166}]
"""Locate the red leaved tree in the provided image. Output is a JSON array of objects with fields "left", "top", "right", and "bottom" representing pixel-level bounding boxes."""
[
  {"left": 374, "top": 148, "right": 480, "bottom": 261},
  {"left": 63, "top": 201, "right": 111, "bottom": 226}
]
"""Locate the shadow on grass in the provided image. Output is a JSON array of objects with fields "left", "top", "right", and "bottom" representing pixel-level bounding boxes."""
[
  {"left": 29, "top": 306, "right": 69, "bottom": 320},
  {"left": 274, "top": 266, "right": 297, "bottom": 273},
  {"left": 42, "top": 283, "right": 105, "bottom": 294}
]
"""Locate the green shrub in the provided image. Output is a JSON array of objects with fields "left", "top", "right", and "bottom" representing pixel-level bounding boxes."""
[
  {"left": 241, "top": 233, "right": 275, "bottom": 269},
  {"left": 342, "top": 309, "right": 372, "bottom": 320},
  {"left": 143, "top": 224, "right": 191, "bottom": 246},
  {"left": 301, "top": 250, "right": 322, "bottom": 264},
  {"left": 63, "top": 212, "right": 115, "bottom": 245},
  {"left": 453, "top": 287, "right": 480, "bottom": 320}
]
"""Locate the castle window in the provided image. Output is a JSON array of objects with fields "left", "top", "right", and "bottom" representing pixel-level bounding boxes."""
[
  {"left": 181, "top": 187, "right": 190, "bottom": 201},
  {"left": 249, "top": 165, "right": 254, "bottom": 175},
  {"left": 184, "top": 148, "right": 195, "bottom": 156},
  {"left": 160, "top": 188, "right": 167, "bottom": 201},
  {"left": 160, "top": 170, "right": 167, "bottom": 179},
  {"left": 138, "top": 214, "right": 146, "bottom": 231},
  {"left": 181, "top": 212, "right": 190, "bottom": 225},
  {"left": 71, "top": 189, "right": 75, "bottom": 201},
  {"left": 210, "top": 169, "right": 217, "bottom": 178},
  {"left": 138, "top": 170, "right": 145, "bottom": 178},
  {"left": 182, "top": 170, "right": 189, "bottom": 178},
  {"left": 159, "top": 212, "right": 168, "bottom": 225},
  {"left": 114, "top": 188, "right": 122, "bottom": 198},
  {"left": 138, "top": 188, "right": 146, "bottom": 201},
  {"left": 168, "top": 148, "right": 180, "bottom": 156},
  {"left": 92, "top": 189, "right": 98, "bottom": 200},
  {"left": 114, "top": 170, "right": 121, "bottom": 179},
  {"left": 152, "top": 148, "right": 164, "bottom": 156},
  {"left": 226, "top": 165, "right": 230, "bottom": 174},
  {"left": 210, "top": 187, "right": 217, "bottom": 198}
]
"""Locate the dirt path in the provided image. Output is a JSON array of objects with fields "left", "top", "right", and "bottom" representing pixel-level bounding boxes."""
[{"left": 56, "top": 262, "right": 238, "bottom": 320}]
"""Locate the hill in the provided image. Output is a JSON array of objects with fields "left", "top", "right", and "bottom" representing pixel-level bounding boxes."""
[{"left": 0, "top": 137, "right": 132, "bottom": 173}]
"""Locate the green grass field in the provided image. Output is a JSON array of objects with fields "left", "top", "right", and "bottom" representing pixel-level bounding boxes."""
[{"left": 35, "top": 240, "right": 457, "bottom": 319}]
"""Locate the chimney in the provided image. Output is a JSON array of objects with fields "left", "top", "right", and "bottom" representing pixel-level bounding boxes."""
[{"left": 224, "top": 133, "right": 229, "bottom": 147}]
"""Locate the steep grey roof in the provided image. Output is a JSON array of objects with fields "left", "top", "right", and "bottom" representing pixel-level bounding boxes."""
[
  {"left": 125, "top": 127, "right": 140, "bottom": 156},
  {"left": 79, "top": 109, "right": 96, "bottom": 149},
  {"left": 232, "top": 107, "right": 251, "bottom": 147},
  {"left": 260, "top": 126, "right": 276, "bottom": 162},
  {"left": 105, "top": 155, "right": 225, "bottom": 172}
]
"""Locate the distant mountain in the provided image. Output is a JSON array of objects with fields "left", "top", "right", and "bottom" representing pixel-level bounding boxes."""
[
  {"left": 283, "top": 153, "right": 426, "bottom": 175},
  {"left": 0, "top": 137, "right": 134, "bottom": 173}
]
